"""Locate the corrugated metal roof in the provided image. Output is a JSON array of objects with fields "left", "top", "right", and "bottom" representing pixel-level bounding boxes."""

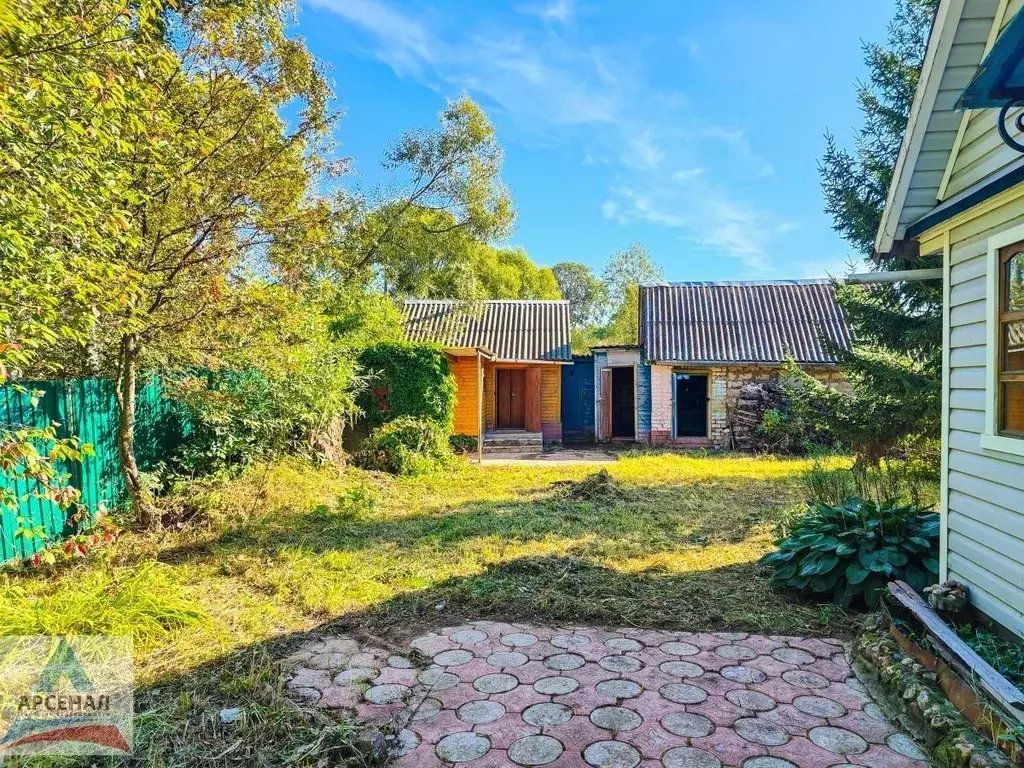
[
  {"left": 639, "top": 280, "right": 853, "bottom": 364},
  {"left": 401, "top": 300, "right": 572, "bottom": 362}
]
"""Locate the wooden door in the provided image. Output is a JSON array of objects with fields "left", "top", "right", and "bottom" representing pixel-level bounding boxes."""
[
  {"left": 600, "top": 368, "right": 612, "bottom": 440},
  {"left": 675, "top": 374, "right": 708, "bottom": 437},
  {"left": 497, "top": 369, "right": 526, "bottom": 429}
]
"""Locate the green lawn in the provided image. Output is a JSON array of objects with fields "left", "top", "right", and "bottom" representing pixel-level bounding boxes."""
[
  {"left": 0, "top": 451, "right": 866, "bottom": 765},
  {"left": 2, "top": 451, "right": 860, "bottom": 682}
]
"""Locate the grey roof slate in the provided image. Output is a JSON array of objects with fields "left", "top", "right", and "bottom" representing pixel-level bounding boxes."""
[
  {"left": 639, "top": 280, "right": 852, "bottom": 364},
  {"left": 401, "top": 299, "right": 572, "bottom": 362}
]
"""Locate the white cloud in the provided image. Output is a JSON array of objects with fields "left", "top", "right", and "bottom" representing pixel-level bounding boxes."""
[{"left": 524, "top": 0, "right": 575, "bottom": 24}]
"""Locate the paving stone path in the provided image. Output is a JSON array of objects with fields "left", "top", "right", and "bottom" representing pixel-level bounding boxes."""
[{"left": 280, "top": 622, "right": 929, "bottom": 768}]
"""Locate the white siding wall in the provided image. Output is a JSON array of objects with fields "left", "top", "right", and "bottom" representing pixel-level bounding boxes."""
[{"left": 943, "top": 198, "right": 1024, "bottom": 637}]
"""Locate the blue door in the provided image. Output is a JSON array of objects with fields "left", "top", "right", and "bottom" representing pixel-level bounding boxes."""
[{"left": 561, "top": 356, "right": 595, "bottom": 442}]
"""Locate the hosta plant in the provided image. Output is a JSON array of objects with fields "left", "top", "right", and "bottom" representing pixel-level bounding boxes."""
[{"left": 759, "top": 498, "right": 939, "bottom": 608}]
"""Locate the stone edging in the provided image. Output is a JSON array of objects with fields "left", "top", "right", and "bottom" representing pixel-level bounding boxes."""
[{"left": 851, "top": 615, "right": 1014, "bottom": 768}]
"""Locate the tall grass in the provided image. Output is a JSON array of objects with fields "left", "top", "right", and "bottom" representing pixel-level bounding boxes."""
[{"left": 802, "top": 457, "right": 939, "bottom": 508}]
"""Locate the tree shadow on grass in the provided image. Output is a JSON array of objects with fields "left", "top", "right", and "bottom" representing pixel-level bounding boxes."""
[{"left": 156, "top": 476, "right": 790, "bottom": 568}]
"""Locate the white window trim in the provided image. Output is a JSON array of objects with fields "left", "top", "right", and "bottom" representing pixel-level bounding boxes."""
[{"left": 982, "top": 223, "right": 1024, "bottom": 457}]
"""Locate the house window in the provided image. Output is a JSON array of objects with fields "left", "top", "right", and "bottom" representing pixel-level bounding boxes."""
[{"left": 998, "top": 242, "right": 1024, "bottom": 436}]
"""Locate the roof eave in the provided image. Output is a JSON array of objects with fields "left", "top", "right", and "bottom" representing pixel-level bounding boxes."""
[{"left": 875, "top": 0, "right": 965, "bottom": 256}]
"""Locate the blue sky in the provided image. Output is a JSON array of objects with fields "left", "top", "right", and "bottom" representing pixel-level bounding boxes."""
[{"left": 296, "top": 0, "right": 894, "bottom": 281}]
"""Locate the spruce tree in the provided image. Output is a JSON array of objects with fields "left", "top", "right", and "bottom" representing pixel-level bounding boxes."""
[{"left": 789, "top": 0, "right": 943, "bottom": 463}]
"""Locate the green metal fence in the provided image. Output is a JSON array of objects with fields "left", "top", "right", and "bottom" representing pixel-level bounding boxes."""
[{"left": 0, "top": 379, "right": 186, "bottom": 563}]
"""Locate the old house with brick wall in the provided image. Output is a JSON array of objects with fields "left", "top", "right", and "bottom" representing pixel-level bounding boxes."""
[{"left": 622, "top": 280, "right": 854, "bottom": 448}]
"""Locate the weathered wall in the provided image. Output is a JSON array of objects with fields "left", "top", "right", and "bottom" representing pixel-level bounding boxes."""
[{"left": 647, "top": 364, "right": 847, "bottom": 447}]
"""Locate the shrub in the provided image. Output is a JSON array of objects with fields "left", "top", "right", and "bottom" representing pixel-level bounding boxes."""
[
  {"left": 449, "top": 433, "right": 479, "bottom": 455},
  {"left": 356, "top": 342, "right": 456, "bottom": 429},
  {"left": 354, "top": 416, "right": 453, "bottom": 475},
  {"left": 754, "top": 403, "right": 840, "bottom": 455},
  {"left": 758, "top": 498, "right": 939, "bottom": 608}
]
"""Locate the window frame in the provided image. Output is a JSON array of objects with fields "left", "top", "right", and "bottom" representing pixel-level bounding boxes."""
[{"left": 982, "top": 224, "right": 1024, "bottom": 457}]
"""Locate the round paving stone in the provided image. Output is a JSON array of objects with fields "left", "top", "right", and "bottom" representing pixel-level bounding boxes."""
[
  {"left": 487, "top": 651, "right": 529, "bottom": 668},
  {"left": 434, "top": 649, "right": 475, "bottom": 667},
  {"left": 583, "top": 740, "right": 641, "bottom": 768},
  {"left": 845, "top": 675, "right": 867, "bottom": 693},
  {"left": 411, "top": 697, "right": 443, "bottom": 721},
  {"left": 772, "top": 647, "right": 816, "bottom": 665},
  {"left": 523, "top": 702, "right": 573, "bottom": 727},
  {"left": 502, "top": 632, "right": 539, "bottom": 647},
  {"left": 660, "top": 683, "right": 708, "bottom": 704},
  {"left": 660, "top": 660, "right": 705, "bottom": 678},
  {"left": 436, "top": 732, "right": 491, "bottom": 763},
  {"left": 458, "top": 699, "right": 506, "bottom": 725},
  {"left": 793, "top": 695, "right": 847, "bottom": 718},
  {"left": 394, "top": 728, "right": 420, "bottom": 757},
  {"left": 734, "top": 717, "right": 790, "bottom": 746},
  {"left": 418, "top": 667, "right": 460, "bottom": 690},
  {"left": 387, "top": 655, "right": 413, "bottom": 668},
  {"left": 508, "top": 734, "right": 563, "bottom": 766},
  {"left": 599, "top": 655, "right": 642, "bottom": 673},
  {"left": 721, "top": 666, "right": 767, "bottom": 684},
  {"left": 863, "top": 702, "right": 886, "bottom": 721},
  {"left": 663, "top": 746, "right": 722, "bottom": 768},
  {"left": 662, "top": 712, "right": 714, "bottom": 738},
  {"left": 546, "top": 653, "right": 586, "bottom": 671},
  {"left": 715, "top": 632, "right": 749, "bottom": 641},
  {"left": 725, "top": 689, "right": 778, "bottom": 712},
  {"left": 590, "top": 706, "right": 643, "bottom": 732},
  {"left": 534, "top": 676, "right": 579, "bottom": 695},
  {"left": 474, "top": 673, "right": 520, "bottom": 693},
  {"left": 808, "top": 726, "right": 869, "bottom": 755},
  {"left": 596, "top": 679, "right": 643, "bottom": 698},
  {"left": 605, "top": 637, "right": 643, "bottom": 651},
  {"left": 742, "top": 758, "right": 797, "bottom": 768},
  {"left": 887, "top": 733, "right": 927, "bottom": 760},
  {"left": 364, "top": 684, "right": 410, "bottom": 704},
  {"left": 715, "top": 644, "right": 757, "bottom": 661},
  {"left": 661, "top": 641, "right": 700, "bottom": 656},
  {"left": 333, "top": 667, "right": 378, "bottom": 684},
  {"left": 551, "top": 634, "right": 591, "bottom": 649},
  {"left": 450, "top": 629, "right": 488, "bottom": 644},
  {"left": 782, "top": 670, "right": 829, "bottom": 689}
]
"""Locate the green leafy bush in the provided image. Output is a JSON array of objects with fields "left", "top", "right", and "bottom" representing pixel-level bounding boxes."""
[
  {"left": 449, "top": 434, "right": 479, "bottom": 454},
  {"left": 354, "top": 416, "right": 453, "bottom": 475},
  {"left": 356, "top": 342, "right": 456, "bottom": 430},
  {"left": 759, "top": 498, "right": 939, "bottom": 607}
]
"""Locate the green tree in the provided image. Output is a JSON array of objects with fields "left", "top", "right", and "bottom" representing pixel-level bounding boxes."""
[
  {"left": 348, "top": 97, "right": 514, "bottom": 283},
  {"left": 602, "top": 243, "right": 664, "bottom": 307},
  {"left": 67, "top": 0, "right": 343, "bottom": 523},
  {"left": 0, "top": 0, "right": 172, "bottom": 537},
  {"left": 553, "top": 262, "right": 609, "bottom": 327},
  {"left": 806, "top": 0, "right": 942, "bottom": 463}
]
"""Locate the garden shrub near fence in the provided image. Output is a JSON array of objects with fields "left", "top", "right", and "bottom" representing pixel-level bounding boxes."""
[
  {"left": 356, "top": 342, "right": 456, "bottom": 429},
  {"left": 0, "top": 379, "right": 188, "bottom": 563}
]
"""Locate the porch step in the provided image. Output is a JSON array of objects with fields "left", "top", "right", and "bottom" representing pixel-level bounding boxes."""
[{"left": 483, "top": 431, "right": 543, "bottom": 453}]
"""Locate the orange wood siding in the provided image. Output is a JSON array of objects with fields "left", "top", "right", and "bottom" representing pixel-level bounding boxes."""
[
  {"left": 541, "top": 365, "right": 560, "bottom": 422},
  {"left": 449, "top": 356, "right": 481, "bottom": 437},
  {"left": 484, "top": 362, "right": 495, "bottom": 430}
]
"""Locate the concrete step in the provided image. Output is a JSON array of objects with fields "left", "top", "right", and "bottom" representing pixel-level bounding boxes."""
[{"left": 482, "top": 431, "right": 543, "bottom": 454}]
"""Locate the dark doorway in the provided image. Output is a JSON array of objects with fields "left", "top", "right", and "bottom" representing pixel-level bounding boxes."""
[
  {"left": 675, "top": 373, "right": 708, "bottom": 437},
  {"left": 611, "top": 366, "right": 635, "bottom": 439},
  {"left": 496, "top": 369, "right": 525, "bottom": 429}
]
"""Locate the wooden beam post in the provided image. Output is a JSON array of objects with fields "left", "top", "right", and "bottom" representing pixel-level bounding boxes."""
[{"left": 477, "top": 350, "right": 484, "bottom": 464}]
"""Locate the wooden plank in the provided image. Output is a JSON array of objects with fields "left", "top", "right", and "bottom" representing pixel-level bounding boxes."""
[
  {"left": 600, "top": 368, "right": 612, "bottom": 441},
  {"left": 524, "top": 367, "right": 541, "bottom": 432},
  {"left": 888, "top": 581, "right": 1024, "bottom": 722}
]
